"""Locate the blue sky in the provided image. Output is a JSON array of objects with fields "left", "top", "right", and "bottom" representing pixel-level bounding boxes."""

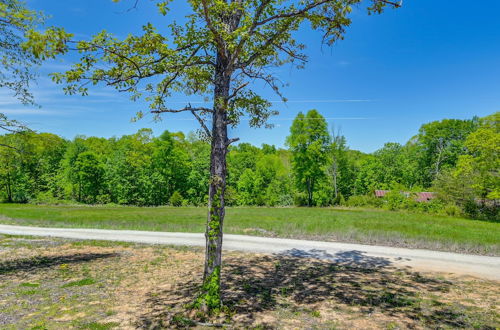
[{"left": 3, "top": 0, "right": 499, "bottom": 152}]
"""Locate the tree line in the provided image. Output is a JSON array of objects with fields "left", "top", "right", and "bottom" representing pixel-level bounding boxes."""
[{"left": 1, "top": 110, "right": 498, "bottom": 219}]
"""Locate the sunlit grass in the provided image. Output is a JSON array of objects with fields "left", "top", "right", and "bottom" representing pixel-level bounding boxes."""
[{"left": 0, "top": 204, "right": 498, "bottom": 255}]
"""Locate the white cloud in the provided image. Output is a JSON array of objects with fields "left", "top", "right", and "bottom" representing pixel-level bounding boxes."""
[
  {"left": 1, "top": 108, "right": 61, "bottom": 116},
  {"left": 271, "top": 99, "right": 372, "bottom": 103}
]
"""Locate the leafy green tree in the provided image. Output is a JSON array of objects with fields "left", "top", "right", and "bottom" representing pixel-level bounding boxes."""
[
  {"left": 236, "top": 168, "right": 258, "bottom": 205},
  {"left": 0, "top": 0, "right": 38, "bottom": 147},
  {"left": 414, "top": 118, "right": 479, "bottom": 186},
  {"left": 185, "top": 133, "right": 211, "bottom": 206},
  {"left": 0, "top": 0, "right": 42, "bottom": 106},
  {"left": 0, "top": 0, "right": 68, "bottom": 142},
  {"left": 287, "top": 110, "right": 330, "bottom": 206},
  {"left": 458, "top": 113, "right": 499, "bottom": 201},
  {"left": 328, "top": 128, "right": 356, "bottom": 202},
  {"left": 150, "top": 131, "right": 191, "bottom": 205},
  {"left": 353, "top": 142, "right": 420, "bottom": 194},
  {"left": 233, "top": 152, "right": 290, "bottom": 205},
  {"left": 0, "top": 132, "right": 65, "bottom": 202},
  {"left": 29, "top": 0, "right": 396, "bottom": 310},
  {"left": 435, "top": 113, "right": 499, "bottom": 219},
  {"left": 228, "top": 143, "right": 261, "bottom": 191},
  {"left": 0, "top": 134, "right": 24, "bottom": 201},
  {"left": 72, "top": 151, "right": 105, "bottom": 203},
  {"left": 28, "top": 133, "right": 67, "bottom": 197},
  {"left": 105, "top": 129, "right": 155, "bottom": 205}
]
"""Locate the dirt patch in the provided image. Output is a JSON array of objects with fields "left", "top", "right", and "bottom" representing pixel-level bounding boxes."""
[{"left": 0, "top": 235, "right": 498, "bottom": 329}]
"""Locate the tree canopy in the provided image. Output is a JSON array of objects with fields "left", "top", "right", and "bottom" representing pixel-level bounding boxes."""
[
  {"left": 287, "top": 109, "right": 330, "bottom": 206},
  {"left": 24, "top": 0, "right": 400, "bottom": 312}
]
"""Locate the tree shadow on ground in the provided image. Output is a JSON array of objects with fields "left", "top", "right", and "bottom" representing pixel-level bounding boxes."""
[
  {"left": 0, "top": 253, "right": 119, "bottom": 274},
  {"left": 137, "top": 250, "right": 495, "bottom": 329}
]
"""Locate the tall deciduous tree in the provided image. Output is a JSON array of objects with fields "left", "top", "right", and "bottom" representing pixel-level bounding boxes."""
[
  {"left": 0, "top": 0, "right": 39, "bottom": 141},
  {"left": 0, "top": 0, "right": 41, "bottom": 106},
  {"left": 435, "top": 113, "right": 499, "bottom": 219},
  {"left": 329, "top": 127, "right": 351, "bottom": 202},
  {"left": 287, "top": 110, "right": 330, "bottom": 206},
  {"left": 0, "top": 0, "right": 68, "bottom": 150},
  {"left": 29, "top": 0, "right": 396, "bottom": 310},
  {"left": 414, "top": 118, "right": 479, "bottom": 185}
]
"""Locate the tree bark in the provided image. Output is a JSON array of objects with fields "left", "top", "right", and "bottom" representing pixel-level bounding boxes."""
[
  {"left": 333, "top": 161, "right": 338, "bottom": 199},
  {"left": 307, "top": 178, "right": 313, "bottom": 207},
  {"left": 197, "top": 53, "right": 230, "bottom": 311},
  {"left": 6, "top": 172, "right": 12, "bottom": 203}
]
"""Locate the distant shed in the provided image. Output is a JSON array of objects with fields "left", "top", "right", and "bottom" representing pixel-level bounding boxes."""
[
  {"left": 416, "top": 192, "right": 436, "bottom": 202},
  {"left": 374, "top": 190, "right": 436, "bottom": 202},
  {"left": 374, "top": 190, "right": 390, "bottom": 198}
]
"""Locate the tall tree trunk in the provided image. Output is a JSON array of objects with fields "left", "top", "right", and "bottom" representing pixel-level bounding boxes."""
[
  {"left": 197, "top": 54, "right": 230, "bottom": 311},
  {"left": 333, "top": 161, "right": 338, "bottom": 199},
  {"left": 6, "top": 172, "right": 12, "bottom": 203},
  {"left": 307, "top": 178, "right": 313, "bottom": 207}
]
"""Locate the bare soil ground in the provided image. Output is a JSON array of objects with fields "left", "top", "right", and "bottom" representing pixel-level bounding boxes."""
[{"left": 0, "top": 235, "right": 498, "bottom": 329}]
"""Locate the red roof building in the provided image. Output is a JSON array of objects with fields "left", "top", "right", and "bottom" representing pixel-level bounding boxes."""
[
  {"left": 374, "top": 190, "right": 436, "bottom": 202},
  {"left": 416, "top": 192, "right": 436, "bottom": 202},
  {"left": 374, "top": 190, "right": 390, "bottom": 197}
]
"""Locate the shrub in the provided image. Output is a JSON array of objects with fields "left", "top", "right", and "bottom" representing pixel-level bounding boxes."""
[
  {"left": 383, "top": 191, "right": 410, "bottom": 211},
  {"left": 443, "top": 204, "right": 462, "bottom": 217},
  {"left": 332, "top": 193, "right": 345, "bottom": 206},
  {"left": 169, "top": 191, "right": 184, "bottom": 207},
  {"left": 30, "top": 191, "right": 73, "bottom": 205},
  {"left": 95, "top": 194, "right": 111, "bottom": 205},
  {"left": 346, "top": 194, "right": 383, "bottom": 208},
  {"left": 293, "top": 192, "right": 308, "bottom": 206},
  {"left": 314, "top": 189, "right": 332, "bottom": 207}
]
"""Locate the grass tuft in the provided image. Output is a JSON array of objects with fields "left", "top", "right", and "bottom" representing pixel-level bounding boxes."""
[{"left": 62, "top": 278, "right": 96, "bottom": 288}]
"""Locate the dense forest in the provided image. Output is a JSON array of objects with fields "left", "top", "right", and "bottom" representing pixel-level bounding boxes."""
[{"left": 0, "top": 110, "right": 498, "bottom": 220}]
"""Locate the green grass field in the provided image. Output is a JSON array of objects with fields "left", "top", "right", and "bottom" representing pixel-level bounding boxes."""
[{"left": 0, "top": 203, "right": 498, "bottom": 255}]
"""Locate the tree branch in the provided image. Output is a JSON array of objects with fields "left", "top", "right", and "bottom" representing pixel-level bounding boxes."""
[
  {"left": 191, "top": 108, "right": 212, "bottom": 138},
  {"left": 228, "top": 82, "right": 249, "bottom": 100},
  {"left": 226, "top": 137, "right": 240, "bottom": 146},
  {"left": 151, "top": 105, "right": 213, "bottom": 114},
  {"left": 200, "top": 0, "right": 226, "bottom": 56},
  {"left": 0, "top": 143, "right": 20, "bottom": 151},
  {"left": 254, "top": 0, "right": 331, "bottom": 27},
  {"left": 376, "top": 0, "right": 403, "bottom": 8}
]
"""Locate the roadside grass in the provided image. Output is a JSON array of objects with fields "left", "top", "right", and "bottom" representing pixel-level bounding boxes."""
[
  {"left": 0, "top": 235, "right": 498, "bottom": 329},
  {"left": 62, "top": 278, "right": 96, "bottom": 288},
  {"left": 0, "top": 203, "right": 499, "bottom": 255}
]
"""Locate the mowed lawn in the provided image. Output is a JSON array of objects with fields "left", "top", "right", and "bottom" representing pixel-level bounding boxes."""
[{"left": 0, "top": 204, "right": 498, "bottom": 255}]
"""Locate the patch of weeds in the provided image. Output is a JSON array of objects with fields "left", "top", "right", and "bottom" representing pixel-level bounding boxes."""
[
  {"left": 385, "top": 321, "right": 399, "bottom": 329},
  {"left": 231, "top": 268, "right": 243, "bottom": 275},
  {"left": 62, "top": 278, "right": 96, "bottom": 288},
  {"left": 17, "top": 289, "right": 40, "bottom": 296},
  {"left": 58, "top": 263, "right": 71, "bottom": 277},
  {"left": 378, "top": 291, "right": 419, "bottom": 308},
  {"left": 70, "top": 240, "right": 134, "bottom": 248},
  {"left": 258, "top": 288, "right": 274, "bottom": 307},
  {"left": 20, "top": 282, "right": 40, "bottom": 288},
  {"left": 80, "top": 322, "right": 119, "bottom": 330},
  {"left": 310, "top": 310, "right": 321, "bottom": 318},
  {"left": 150, "top": 257, "right": 163, "bottom": 266},
  {"left": 81, "top": 265, "right": 91, "bottom": 277},
  {"left": 172, "top": 314, "right": 196, "bottom": 327},
  {"left": 105, "top": 310, "right": 116, "bottom": 316}
]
